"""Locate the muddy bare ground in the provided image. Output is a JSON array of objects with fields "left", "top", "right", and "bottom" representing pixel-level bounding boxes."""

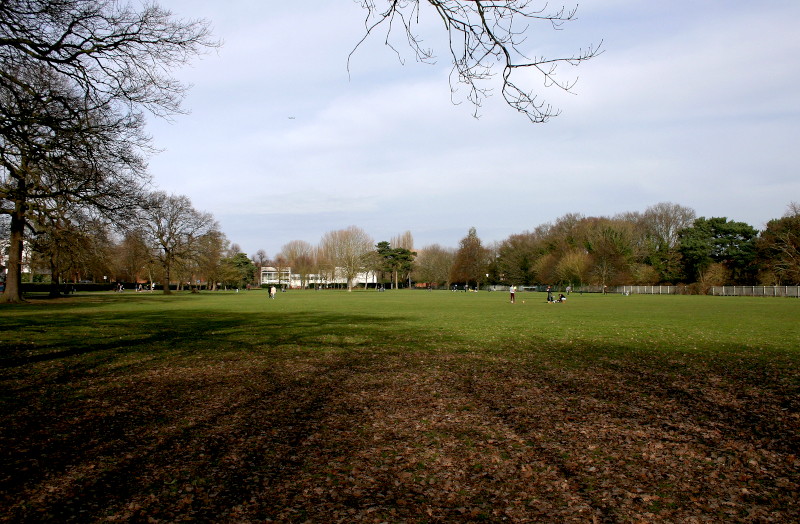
[{"left": 1, "top": 345, "right": 798, "bottom": 522}]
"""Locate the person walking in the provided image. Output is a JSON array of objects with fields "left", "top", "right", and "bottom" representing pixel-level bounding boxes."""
[
  {"left": 269, "top": 285, "right": 276, "bottom": 299},
  {"left": 509, "top": 284, "right": 517, "bottom": 304}
]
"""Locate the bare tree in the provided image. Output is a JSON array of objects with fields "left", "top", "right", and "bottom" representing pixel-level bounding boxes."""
[
  {"left": 113, "top": 229, "right": 154, "bottom": 285},
  {"left": 140, "top": 192, "right": 217, "bottom": 294},
  {"left": 314, "top": 244, "right": 334, "bottom": 288},
  {"left": 390, "top": 230, "right": 415, "bottom": 251},
  {"left": 353, "top": 1, "right": 601, "bottom": 122},
  {"left": 413, "top": 244, "right": 455, "bottom": 287},
  {"left": 195, "top": 230, "right": 228, "bottom": 291},
  {"left": 29, "top": 204, "right": 115, "bottom": 296},
  {"left": 0, "top": 1, "right": 216, "bottom": 303},
  {"left": 250, "top": 249, "right": 269, "bottom": 286},
  {"left": 319, "top": 226, "right": 374, "bottom": 291},
  {"left": 272, "top": 253, "right": 289, "bottom": 289},
  {"left": 642, "top": 202, "right": 696, "bottom": 251},
  {"left": 281, "top": 240, "right": 315, "bottom": 288}
]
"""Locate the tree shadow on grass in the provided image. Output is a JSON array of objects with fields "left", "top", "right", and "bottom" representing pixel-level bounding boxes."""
[
  {"left": 0, "top": 305, "right": 441, "bottom": 368},
  {"left": 0, "top": 306, "right": 463, "bottom": 521}
]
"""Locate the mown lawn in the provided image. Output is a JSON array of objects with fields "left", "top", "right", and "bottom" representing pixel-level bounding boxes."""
[{"left": 1, "top": 290, "right": 798, "bottom": 522}]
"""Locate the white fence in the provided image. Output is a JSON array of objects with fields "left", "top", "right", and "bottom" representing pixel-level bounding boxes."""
[
  {"left": 583, "top": 285, "right": 799, "bottom": 297},
  {"left": 575, "top": 285, "right": 684, "bottom": 295},
  {"left": 487, "top": 284, "right": 799, "bottom": 297},
  {"left": 616, "top": 285, "right": 680, "bottom": 295},
  {"left": 711, "top": 286, "right": 800, "bottom": 297}
]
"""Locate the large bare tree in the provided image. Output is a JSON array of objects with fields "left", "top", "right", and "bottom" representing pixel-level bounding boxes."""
[
  {"left": 354, "top": 1, "right": 601, "bottom": 122},
  {"left": 0, "top": 0, "right": 216, "bottom": 303},
  {"left": 319, "top": 226, "right": 374, "bottom": 291},
  {"left": 642, "top": 202, "right": 697, "bottom": 251},
  {"left": 140, "top": 192, "right": 217, "bottom": 294}
]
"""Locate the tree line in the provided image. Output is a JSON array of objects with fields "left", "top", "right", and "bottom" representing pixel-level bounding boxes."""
[
  {"left": 5, "top": 199, "right": 799, "bottom": 296},
  {"left": 275, "top": 201, "right": 798, "bottom": 293},
  {"left": 459, "top": 202, "right": 800, "bottom": 292}
]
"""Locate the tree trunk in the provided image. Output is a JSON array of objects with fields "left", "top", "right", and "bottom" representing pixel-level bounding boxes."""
[
  {"left": 162, "top": 258, "right": 172, "bottom": 294},
  {"left": 48, "top": 259, "right": 62, "bottom": 298},
  {"left": 0, "top": 197, "right": 27, "bottom": 304}
]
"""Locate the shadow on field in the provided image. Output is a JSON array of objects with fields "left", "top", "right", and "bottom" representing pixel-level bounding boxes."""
[
  {"left": 0, "top": 305, "right": 430, "bottom": 369},
  {"left": 0, "top": 306, "right": 456, "bottom": 521}
]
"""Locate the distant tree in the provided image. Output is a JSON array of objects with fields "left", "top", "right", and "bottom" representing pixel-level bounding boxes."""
[
  {"left": 195, "top": 230, "right": 228, "bottom": 290},
  {"left": 449, "top": 227, "right": 490, "bottom": 288},
  {"left": 281, "top": 240, "right": 315, "bottom": 288},
  {"left": 678, "top": 217, "right": 759, "bottom": 284},
  {"left": 413, "top": 244, "right": 455, "bottom": 287},
  {"left": 628, "top": 263, "right": 660, "bottom": 286},
  {"left": 496, "top": 232, "right": 547, "bottom": 285},
  {"left": 376, "top": 241, "right": 416, "bottom": 289},
  {"left": 273, "top": 254, "right": 290, "bottom": 288},
  {"left": 642, "top": 202, "right": 697, "bottom": 251},
  {"left": 374, "top": 241, "right": 393, "bottom": 286},
  {"left": 390, "top": 231, "right": 415, "bottom": 251},
  {"left": 140, "top": 192, "right": 217, "bottom": 294},
  {"left": 222, "top": 252, "right": 256, "bottom": 289},
  {"left": 355, "top": 1, "right": 601, "bottom": 122},
  {"left": 29, "top": 212, "right": 97, "bottom": 296},
  {"left": 638, "top": 202, "right": 696, "bottom": 282},
  {"left": 555, "top": 249, "right": 591, "bottom": 288},
  {"left": 319, "top": 226, "right": 374, "bottom": 291},
  {"left": 113, "top": 229, "right": 154, "bottom": 285},
  {"left": 252, "top": 249, "right": 269, "bottom": 286},
  {"left": 583, "top": 218, "right": 638, "bottom": 288},
  {"left": 314, "top": 245, "right": 334, "bottom": 288},
  {"left": 757, "top": 203, "right": 800, "bottom": 285},
  {"left": 544, "top": 213, "right": 585, "bottom": 253}
]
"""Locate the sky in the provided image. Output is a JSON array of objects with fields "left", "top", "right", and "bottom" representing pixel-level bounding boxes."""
[{"left": 146, "top": 0, "right": 800, "bottom": 259}]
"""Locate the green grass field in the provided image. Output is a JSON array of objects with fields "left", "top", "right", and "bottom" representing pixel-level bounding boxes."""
[{"left": 1, "top": 290, "right": 798, "bottom": 522}]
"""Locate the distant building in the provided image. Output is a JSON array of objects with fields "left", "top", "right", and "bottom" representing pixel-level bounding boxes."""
[
  {"left": 260, "top": 266, "right": 377, "bottom": 288},
  {"left": 260, "top": 266, "right": 291, "bottom": 286}
]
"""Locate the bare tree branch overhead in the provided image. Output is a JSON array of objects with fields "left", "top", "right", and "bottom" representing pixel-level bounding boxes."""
[{"left": 352, "top": 0, "right": 602, "bottom": 122}]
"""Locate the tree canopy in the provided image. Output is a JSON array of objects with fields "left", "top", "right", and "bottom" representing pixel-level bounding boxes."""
[{"left": 678, "top": 217, "right": 759, "bottom": 284}]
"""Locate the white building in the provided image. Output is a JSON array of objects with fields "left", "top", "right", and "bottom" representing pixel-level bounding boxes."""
[
  {"left": 260, "top": 266, "right": 291, "bottom": 286},
  {"left": 260, "top": 266, "right": 378, "bottom": 288}
]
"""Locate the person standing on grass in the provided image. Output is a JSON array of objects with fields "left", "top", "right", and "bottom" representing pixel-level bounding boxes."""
[
  {"left": 510, "top": 284, "right": 516, "bottom": 304},
  {"left": 546, "top": 286, "right": 554, "bottom": 303},
  {"left": 269, "top": 286, "right": 276, "bottom": 299}
]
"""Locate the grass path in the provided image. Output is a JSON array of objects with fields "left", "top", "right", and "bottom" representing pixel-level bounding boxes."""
[{"left": 1, "top": 290, "right": 798, "bottom": 521}]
